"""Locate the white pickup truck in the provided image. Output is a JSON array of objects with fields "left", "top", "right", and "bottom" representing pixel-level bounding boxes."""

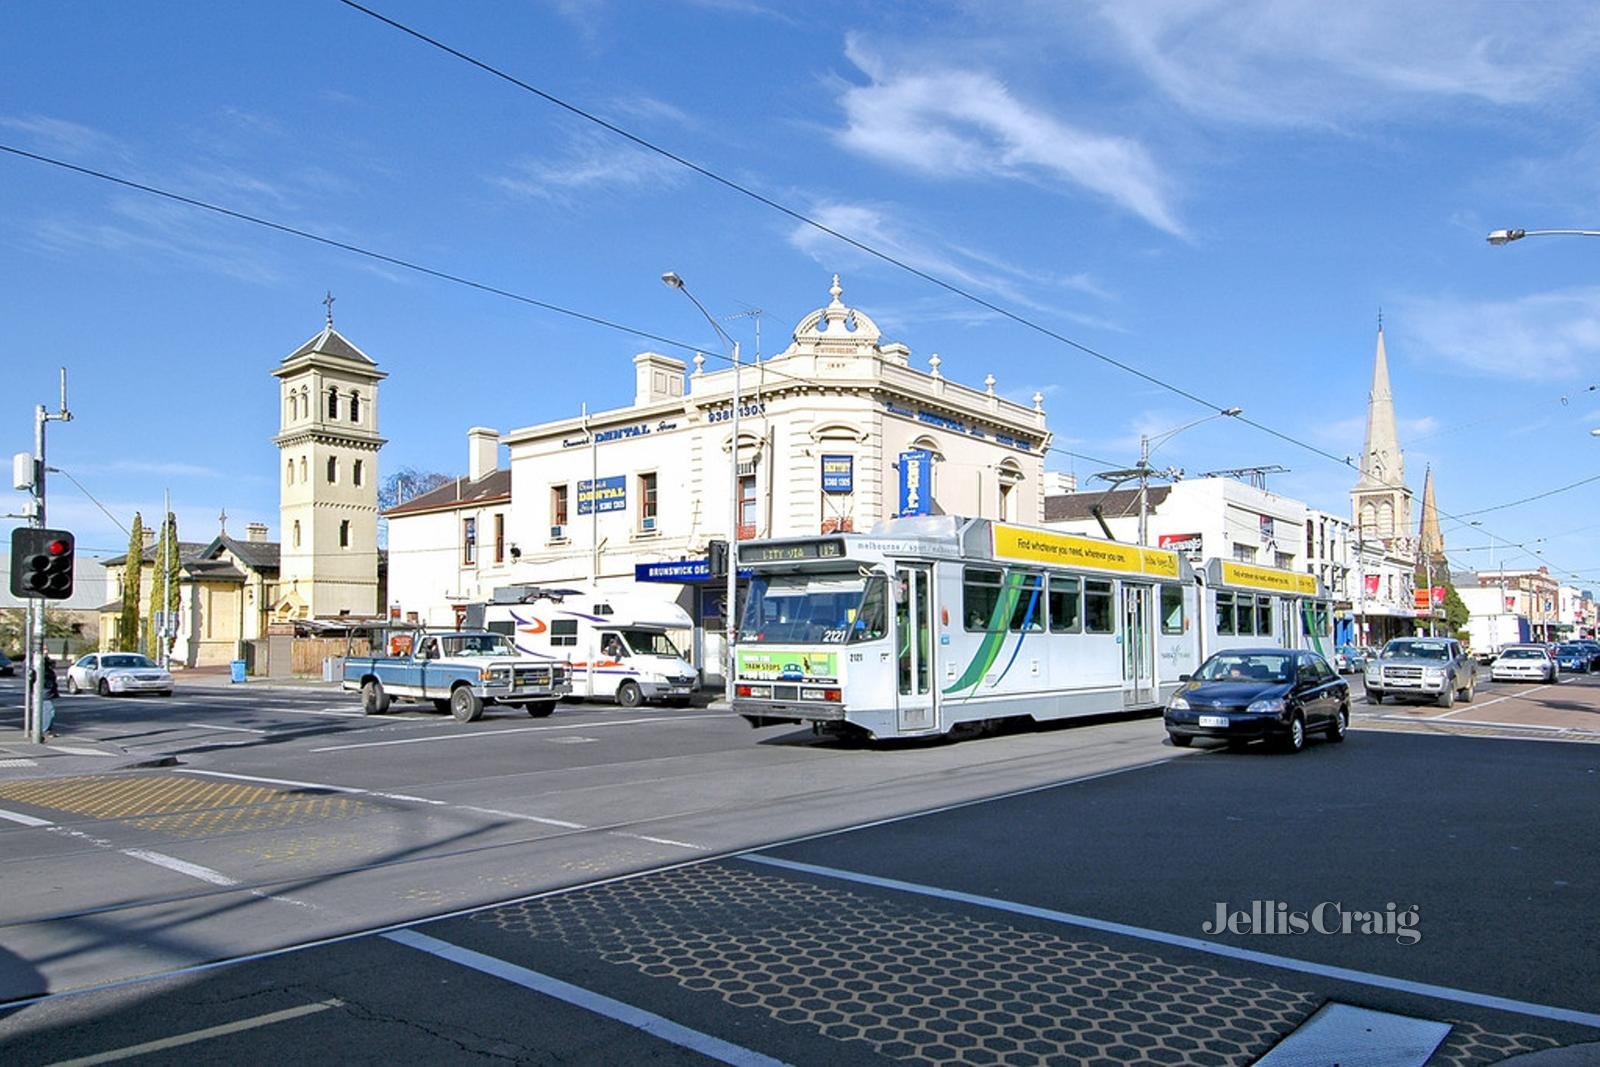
[{"left": 1363, "top": 636, "right": 1477, "bottom": 709}]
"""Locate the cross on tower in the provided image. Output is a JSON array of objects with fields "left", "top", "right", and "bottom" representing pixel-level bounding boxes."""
[
  {"left": 323, "top": 290, "right": 336, "bottom": 327},
  {"left": 218, "top": 508, "right": 228, "bottom": 535}
]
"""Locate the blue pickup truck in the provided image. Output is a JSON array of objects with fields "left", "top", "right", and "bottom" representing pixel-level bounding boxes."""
[{"left": 341, "top": 629, "right": 569, "bottom": 722}]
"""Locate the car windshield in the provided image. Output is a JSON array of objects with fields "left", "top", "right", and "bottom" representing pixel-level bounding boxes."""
[
  {"left": 101, "top": 654, "right": 157, "bottom": 669},
  {"left": 618, "top": 629, "right": 683, "bottom": 657},
  {"left": 1382, "top": 641, "right": 1449, "bottom": 660},
  {"left": 739, "top": 572, "right": 887, "bottom": 645},
  {"left": 1194, "top": 652, "right": 1295, "bottom": 684},
  {"left": 1501, "top": 649, "right": 1543, "bottom": 660},
  {"left": 441, "top": 634, "right": 516, "bottom": 657},
  {"left": 1557, "top": 644, "right": 1585, "bottom": 654}
]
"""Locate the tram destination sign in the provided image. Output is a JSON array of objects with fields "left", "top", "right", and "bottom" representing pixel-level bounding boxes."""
[{"left": 739, "top": 538, "right": 846, "bottom": 565}]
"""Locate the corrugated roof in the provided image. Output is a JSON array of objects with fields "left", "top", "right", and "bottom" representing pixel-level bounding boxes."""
[
  {"left": 385, "top": 469, "right": 511, "bottom": 517},
  {"left": 1043, "top": 486, "right": 1171, "bottom": 523}
]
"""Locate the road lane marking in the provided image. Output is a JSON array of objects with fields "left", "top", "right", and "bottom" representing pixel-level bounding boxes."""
[
  {"left": 1387, "top": 716, "right": 1588, "bottom": 733},
  {"left": 309, "top": 713, "right": 735, "bottom": 752},
  {"left": 384, "top": 929, "right": 788, "bottom": 1067},
  {"left": 0, "top": 806, "right": 53, "bottom": 826},
  {"left": 45, "top": 997, "right": 345, "bottom": 1065},
  {"left": 739, "top": 854, "right": 1600, "bottom": 1030},
  {"left": 121, "top": 849, "right": 238, "bottom": 886},
  {"left": 185, "top": 722, "right": 270, "bottom": 734},
  {"left": 458, "top": 805, "right": 585, "bottom": 828},
  {"left": 184, "top": 769, "right": 589, "bottom": 827},
  {"left": 615, "top": 833, "right": 709, "bottom": 851},
  {"left": 46, "top": 746, "right": 119, "bottom": 756},
  {"left": 185, "top": 770, "right": 365, "bottom": 793}
]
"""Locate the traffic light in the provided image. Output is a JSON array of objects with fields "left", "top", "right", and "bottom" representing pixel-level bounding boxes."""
[
  {"left": 10, "top": 528, "right": 75, "bottom": 600},
  {"left": 707, "top": 538, "right": 728, "bottom": 578}
]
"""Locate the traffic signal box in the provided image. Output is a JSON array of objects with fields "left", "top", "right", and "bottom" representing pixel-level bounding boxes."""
[{"left": 9, "top": 528, "right": 75, "bottom": 600}]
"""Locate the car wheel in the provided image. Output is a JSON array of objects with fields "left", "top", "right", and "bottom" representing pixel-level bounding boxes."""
[
  {"left": 360, "top": 679, "right": 391, "bottom": 715},
  {"left": 1459, "top": 677, "right": 1474, "bottom": 703},
  {"left": 1326, "top": 705, "right": 1348, "bottom": 743},
  {"left": 450, "top": 686, "right": 484, "bottom": 723},
  {"left": 1435, "top": 686, "right": 1454, "bottom": 709},
  {"left": 67, "top": 677, "right": 79, "bottom": 694},
  {"left": 1366, "top": 691, "right": 1383, "bottom": 705},
  {"left": 97, "top": 679, "right": 111, "bottom": 697},
  {"left": 1280, "top": 715, "right": 1306, "bottom": 753},
  {"left": 525, "top": 701, "right": 557, "bottom": 718},
  {"left": 615, "top": 681, "right": 644, "bottom": 708},
  {"left": 432, "top": 699, "right": 451, "bottom": 713},
  {"left": 1169, "top": 733, "right": 1193, "bottom": 748}
]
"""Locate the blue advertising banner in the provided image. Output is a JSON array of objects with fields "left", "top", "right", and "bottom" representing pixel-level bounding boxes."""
[
  {"left": 820, "top": 454, "right": 853, "bottom": 494},
  {"left": 898, "top": 449, "right": 932, "bottom": 516},
  {"left": 577, "top": 476, "right": 627, "bottom": 515}
]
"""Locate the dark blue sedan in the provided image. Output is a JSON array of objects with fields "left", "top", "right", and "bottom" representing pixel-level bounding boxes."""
[
  {"left": 1164, "top": 647, "right": 1350, "bottom": 753},
  {"left": 1554, "top": 643, "right": 1594, "bottom": 673}
]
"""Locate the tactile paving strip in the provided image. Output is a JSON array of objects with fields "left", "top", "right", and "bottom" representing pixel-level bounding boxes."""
[{"left": 0, "top": 774, "right": 371, "bottom": 837}]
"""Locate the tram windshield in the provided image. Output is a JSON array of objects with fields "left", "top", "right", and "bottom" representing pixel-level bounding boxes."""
[{"left": 738, "top": 572, "right": 888, "bottom": 644}]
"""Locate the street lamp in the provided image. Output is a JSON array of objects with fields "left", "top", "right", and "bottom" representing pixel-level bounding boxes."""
[
  {"left": 1095, "top": 407, "right": 1243, "bottom": 546},
  {"left": 1486, "top": 228, "right": 1600, "bottom": 245},
  {"left": 661, "top": 271, "right": 742, "bottom": 702}
]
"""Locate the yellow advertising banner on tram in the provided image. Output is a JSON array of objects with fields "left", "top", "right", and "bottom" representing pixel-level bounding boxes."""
[
  {"left": 1220, "top": 561, "right": 1318, "bottom": 596},
  {"left": 992, "top": 525, "right": 1180, "bottom": 579}
]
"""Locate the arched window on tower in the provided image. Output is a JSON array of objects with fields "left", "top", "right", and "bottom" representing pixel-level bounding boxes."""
[
  {"left": 1379, "top": 501, "right": 1394, "bottom": 537},
  {"left": 299, "top": 456, "right": 307, "bottom": 482},
  {"left": 300, "top": 386, "right": 309, "bottom": 419},
  {"left": 353, "top": 459, "right": 364, "bottom": 487},
  {"left": 286, "top": 459, "right": 294, "bottom": 486},
  {"left": 292, "top": 520, "right": 301, "bottom": 548},
  {"left": 287, "top": 392, "right": 296, "bottom": 422},
  {"left": 350, "top": 391, "right": 361, "bottom": 423},
  {"left": 327, "top": 387, "right": 339, "bottom": 419},
  {"left": 327, "top": 456, "right": 338, "bottom": 484}
]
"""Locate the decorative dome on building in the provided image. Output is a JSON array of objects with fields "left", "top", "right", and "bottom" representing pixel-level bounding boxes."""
[{"left": 780, "top": 275, "right": 886, "bottom": 359}]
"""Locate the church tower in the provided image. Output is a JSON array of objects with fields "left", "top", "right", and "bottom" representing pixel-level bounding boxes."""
[
  {"left": 1351, "top": 321, "right": 1414, "bottom": 552},
  {"left": 272, "top": 299, "right": 387, "bottom": 618},
  {"left": 1417, "top": 465, "right": 1445, "bottom": 565}
]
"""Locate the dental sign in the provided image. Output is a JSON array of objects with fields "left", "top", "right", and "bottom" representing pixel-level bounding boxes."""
[
  {"left": 577, "top": 476, "right": 626, "bottom": 514},
  {"left": 820, "top": 454, "right": 853, "bottom": 494},
  {"left": 898, "top": 450, "right": 932, "bottom": 516}
]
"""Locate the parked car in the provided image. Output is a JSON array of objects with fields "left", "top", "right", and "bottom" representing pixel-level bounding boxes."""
[
  {"left": 1491, "top": 645, "right": 1558, "bottom": 683},
  {"left": 1332, "top": 645, "right": 1368, "bottom": 674},
  {"left": 67, "top": 652, "right": 174, "bottom": 697},
  {"left": 1553, "top": 643, "right": 1594, "bottom": 674},
  {"left": 0, "top": 651, "right": 12, "bottom": 677},
  {"left": 1363, "top": 636, "right": 1477, "bottom": 708},
  {"left": 1164, "top": 647, "right": 1349, "bottom": 753},
  {"left": 1566, "top": 639, "right": 1600, "bottom": 670}
]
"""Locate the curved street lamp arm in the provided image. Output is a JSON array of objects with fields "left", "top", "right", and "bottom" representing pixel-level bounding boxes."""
[{"left": 1487, "top": 228, "right": 1600, "bottom": 246}]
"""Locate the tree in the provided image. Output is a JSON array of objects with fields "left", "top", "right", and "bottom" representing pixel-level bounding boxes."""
[
  {"left": 1415, "top": 562, "right": 1470, "bottom": 639},
  {"left": 120, "top": 513, "right": 144, "bottom": 652},
  {"left": 157, "top": 511, "right": 180, "bottom": 663},
  {"left": 377, "top": 467, "right": 454, "bottom": 547},
  {"left": 0, "top": 607, "right": 76, "bottom": 654}
]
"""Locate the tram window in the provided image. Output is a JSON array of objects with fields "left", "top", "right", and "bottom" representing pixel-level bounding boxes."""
[
  {"left": 1084, "top": 579, "right": 1113, "bottom": 633},
  {"left": 1256, "top": 597, "right": 1273, "bottom": 636},
  {"left": 850, "top": 576, "right": 888, "bottom": 643},
  {"left": 1160, "top": 584, "right": 1185, "bottom": 634},
  {"left": 1216, "top": 591, "right": 1235, "bottom": 636},
  {"left": 963, "top": 567, "right": 1003, "bottom": 631},
  {"left": 1236, "top": 594, "right": 1256, "bottom": 636},
  {"left": 1007, "top": 572, "right": 1044, "bottom": 631},
  {"left": 1048, "top": 575, "right": 1081, "bottom": 633}
]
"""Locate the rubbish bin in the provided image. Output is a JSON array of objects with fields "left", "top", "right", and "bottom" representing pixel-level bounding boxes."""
[
  {"left": 229, "top": 659, "right": 247, "bottom": 684},
  {"left": 321, "top": 656, "right": 343, "bottom": 683}
]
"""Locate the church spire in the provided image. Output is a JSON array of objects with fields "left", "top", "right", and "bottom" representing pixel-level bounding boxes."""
[
  {"left": 1357, "top": 322, "right": 1403, "bottom": 489},
  {"left": 1417, "top": 465, "right": 1445, "bottom": 563}
]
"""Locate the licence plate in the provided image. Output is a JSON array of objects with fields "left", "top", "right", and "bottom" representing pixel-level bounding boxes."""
[{"left": 1198, "top": 715, "right": 1230, "bottom": 728}]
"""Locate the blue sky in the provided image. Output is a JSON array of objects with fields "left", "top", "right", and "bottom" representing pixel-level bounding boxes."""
[{"left": 5, "top": 1, "right": 1600, "bottom": 588}]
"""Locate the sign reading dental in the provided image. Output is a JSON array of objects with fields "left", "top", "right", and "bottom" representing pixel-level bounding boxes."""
[
  {"left": 821, "top": 455, "right": 853, "bottom": 494},
  {"left": 577, "top": 476, "right": 626, "bottom": 515},
  {"left": 897, "top": 449, "right": 932, "bottom": 516}
]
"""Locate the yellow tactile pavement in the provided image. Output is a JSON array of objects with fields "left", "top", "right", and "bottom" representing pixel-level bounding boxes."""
[{"left": 0, "top": 774, "right": 371, "bottom": 838}]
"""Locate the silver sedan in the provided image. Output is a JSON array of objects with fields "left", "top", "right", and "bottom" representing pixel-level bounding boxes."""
[{"left": 67, "top": 652, "right": 174, "bottom": 697}]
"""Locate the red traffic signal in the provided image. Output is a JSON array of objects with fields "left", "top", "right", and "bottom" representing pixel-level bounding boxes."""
[{"left": 9, "top": 528, "right": 75, "bottom": 600}]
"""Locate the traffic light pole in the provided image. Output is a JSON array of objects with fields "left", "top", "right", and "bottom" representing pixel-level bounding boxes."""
[{"left": 27, "top": 374, "right": 72, "bottom": 744}]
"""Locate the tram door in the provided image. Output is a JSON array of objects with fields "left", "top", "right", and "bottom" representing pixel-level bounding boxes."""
[
  {"left": 1121, "top": 583, "right": 1156, "bottom": 707},
  {"left": 894, "top": 564, "right": 935, "bottom": 733}
]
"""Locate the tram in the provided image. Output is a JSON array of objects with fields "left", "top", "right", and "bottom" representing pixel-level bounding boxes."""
[{"left": 730, "top": 516, "right": 1333, "bottom": 741}]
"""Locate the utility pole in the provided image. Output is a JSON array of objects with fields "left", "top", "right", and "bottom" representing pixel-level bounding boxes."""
[{"left": 25, "top": 370, "right": 72, "bottom": 743}]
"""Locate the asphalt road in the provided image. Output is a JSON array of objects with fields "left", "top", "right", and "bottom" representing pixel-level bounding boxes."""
[{"left": 0, "top": 672, "right": 1596, "bottom": 1064}]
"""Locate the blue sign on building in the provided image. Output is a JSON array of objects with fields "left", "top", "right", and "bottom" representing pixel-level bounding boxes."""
[
  {"left": 577, "top": 475, "right": 626, "bottom": 515},
  {"left": 820, "top": 454, "right": 853, "bottom": 494},
  {"left": 636, "top": 559, "right": 713, "bottom": 583},
  {"left": 898, "top": 449, "right": 932, "bottom": 516}
]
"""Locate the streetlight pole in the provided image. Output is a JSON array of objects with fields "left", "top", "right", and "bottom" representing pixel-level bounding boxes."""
[
  {"left": 662, "top": 272, "right": 742, "bottom": 703},
  {"left": 1487, "top": 228, "right": 1600, "bottom": 245},
  {"left": 1094, "top": 408, "right": 1242, "bottom": 545}
]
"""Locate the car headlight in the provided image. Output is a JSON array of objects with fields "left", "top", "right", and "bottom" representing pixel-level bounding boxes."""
[
  {"left": 1246, "top": 697, "right": 1286, "bottom": 715},
  {"left": 1364, "top": 664, "right": 1380, "bottom": 677},
  {"left": 1168, "top": 696, "right": 1190, "bottom": 711},
  {"left": 1423, "top": 668, "right": 1445, "bottom": 681}
]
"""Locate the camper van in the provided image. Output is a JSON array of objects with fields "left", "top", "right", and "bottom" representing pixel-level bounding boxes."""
[{"left": 469, "top": 587, "right": 698, "bottom": 707}]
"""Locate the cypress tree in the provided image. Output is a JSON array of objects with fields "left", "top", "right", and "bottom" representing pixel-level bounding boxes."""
[
  {"left": 120, "top": 513, "right": 144, "bottom": 652},
  {"left": 161, "top": 512, "right": 180, "bottom": 661}
]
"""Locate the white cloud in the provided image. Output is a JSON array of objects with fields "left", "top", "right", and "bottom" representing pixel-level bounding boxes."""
[
  {"left": 1093, "top": 0, "right": 1600, "bottom": 127},
  {"left": 492, "top": 133, "right": 683, "bottom": 202},
  {"left": 0, "top": 114, "right": 126, "bottom": 158},
  {"left": 1404, "top": 288, "right": 1600, "bottom": 381},
  {"left": 834, "top": 35, "right": 1185, "bottom": 237}
]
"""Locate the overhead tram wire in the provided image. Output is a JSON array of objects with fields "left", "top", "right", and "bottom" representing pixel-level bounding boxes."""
[
  {"left": 333, "top": 0, "right": 1355, "bottom": 476},
  {"left": 6, "top": 139, "right": 1589, "bottom": 557}
]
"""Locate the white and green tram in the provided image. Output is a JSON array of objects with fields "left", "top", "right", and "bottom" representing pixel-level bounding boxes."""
[
  {"left": 731, "top": 516, "right": 1203, "bottom": 741},
  {"left": 1197, "top": 559, "right": 1334, "bottom": 661}
]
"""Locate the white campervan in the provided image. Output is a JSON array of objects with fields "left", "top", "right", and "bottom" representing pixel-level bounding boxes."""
[{"left": 472, "top": 587, "right": 698, "bottom": 707}]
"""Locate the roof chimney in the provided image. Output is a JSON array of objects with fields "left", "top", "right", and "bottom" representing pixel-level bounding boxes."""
[
  {"left": 468, "top": 427, "right": 499, "bottom": 483},
  {"left": 633, "top": 352, "right": 687, "bottom": 406},
  {"left": 246, "top": 522, "right": 269, "bottom": 543}
]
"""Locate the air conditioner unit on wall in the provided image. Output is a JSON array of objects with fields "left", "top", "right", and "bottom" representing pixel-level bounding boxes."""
[
  {"left": 549, "top": 524, "right": 564, "bottom": 540},
  {"left": 642, "top": 516, "right": 657, "bottom": 531}
]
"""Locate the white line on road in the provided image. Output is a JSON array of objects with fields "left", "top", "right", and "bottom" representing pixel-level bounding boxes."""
[
  {"left": 615, "top": 833, "right": 709, "bottom": 851},
  {"left": 309, "top": 713, "right": 733, "bottom": 752},
  {"left": 120, "top": 849, "right": 238, "bottom": 886},
  {"left": 185, "top": 770, "right": 366, "bottom": 794},
  {"left": 384, "top": 929, "right": 788, "bottom": 1067},
  {"left": 46, "top": 746, "right": 119, "bottom": 756},
  {"left": 184, "top": 769, "right": 585, "bottom": 825},
  {"left": 740, "top": 854, "right": 1600, "bottom": 1030},
  {"left": 45, "top": 997, "right": 345, "bottom": 1065},
  {"left": 185, "top": 722, "right": 270, "bottom": 734},
  {"left": 457, "top": 805, "right": 585, "bottom": 828},
  {"left": 0, "top": 806, "right": 53, "bottom": 827}
]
